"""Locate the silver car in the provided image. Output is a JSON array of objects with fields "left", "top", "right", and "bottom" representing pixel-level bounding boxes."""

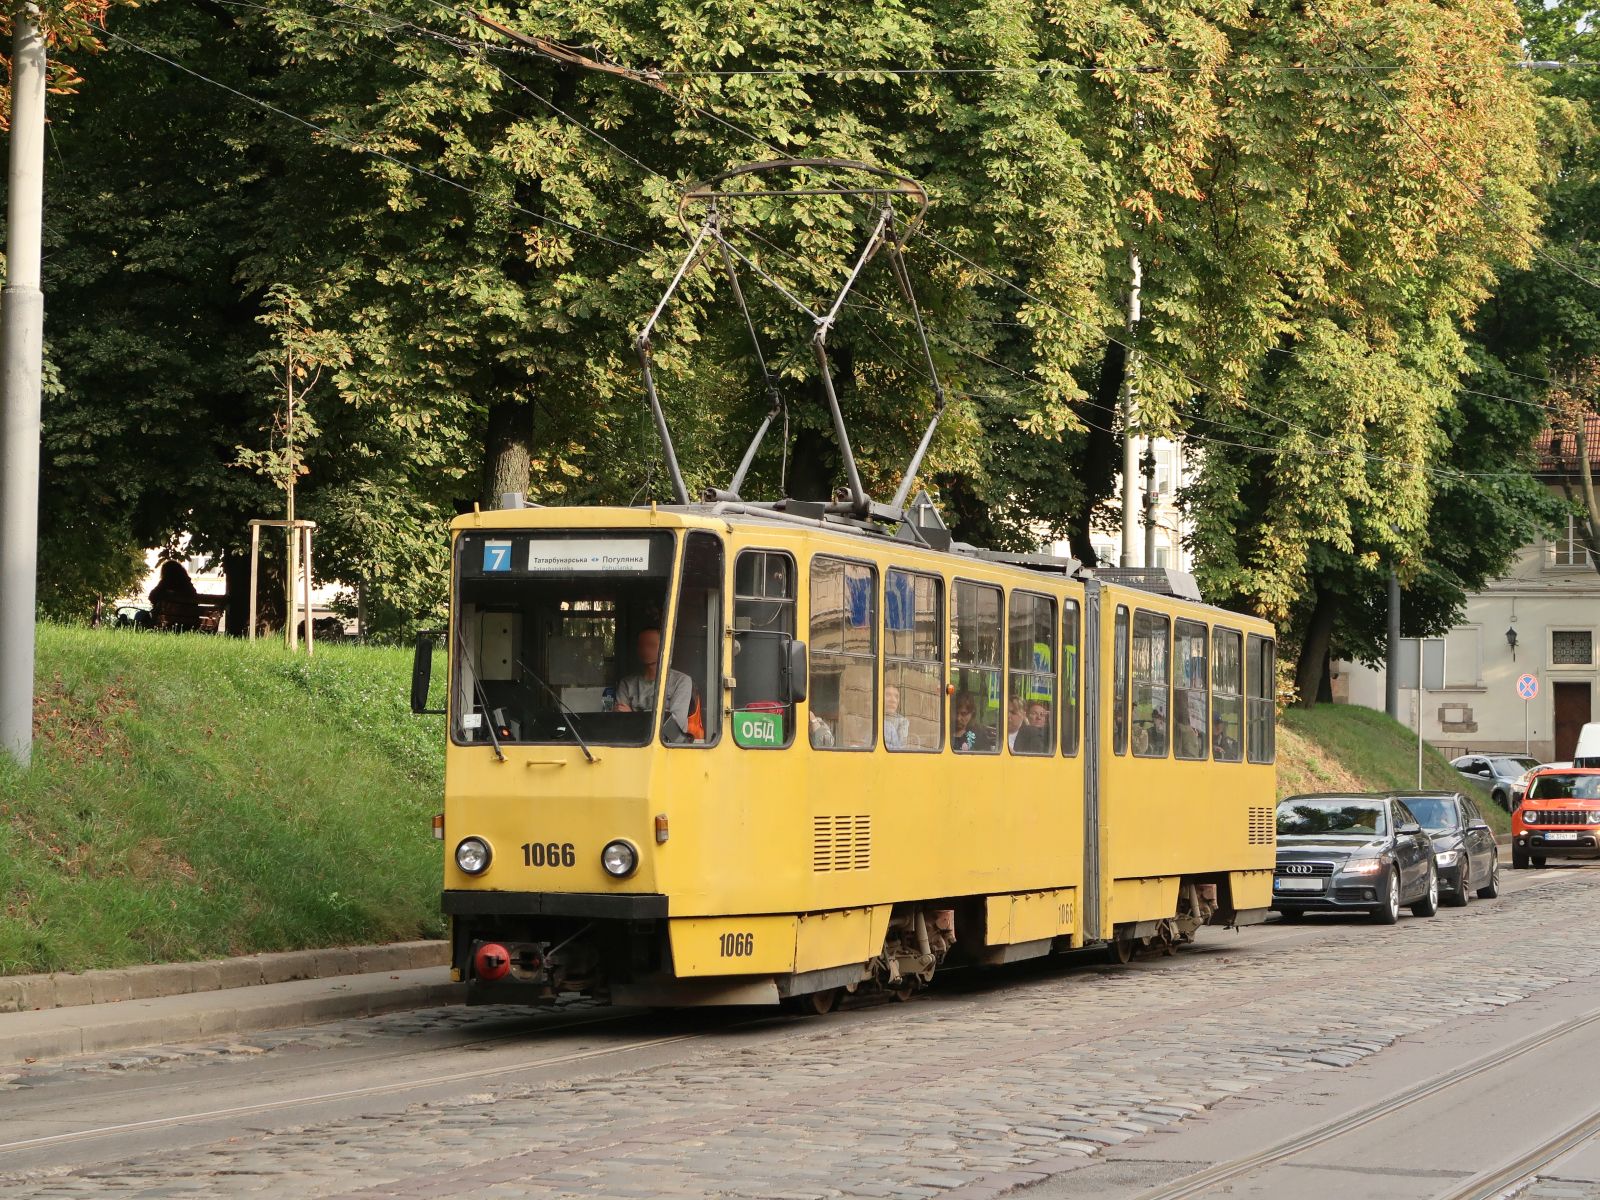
[{"left": 1451, "top": 754, "right": 1539, "bottom": 811}]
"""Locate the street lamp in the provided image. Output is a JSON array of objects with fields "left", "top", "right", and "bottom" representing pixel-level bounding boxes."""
[{"left": 1506, "top": 626, "right": 1519, "bottom": 659}]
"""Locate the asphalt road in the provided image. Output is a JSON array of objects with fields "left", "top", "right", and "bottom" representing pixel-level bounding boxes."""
[{"left": 2, "top": 863, "right": 1597, "bottom": 1200}]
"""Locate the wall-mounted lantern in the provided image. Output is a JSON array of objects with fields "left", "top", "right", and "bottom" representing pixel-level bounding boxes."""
[{"left": 1506, "top": 626, "right": 1519, "bottom": 660}]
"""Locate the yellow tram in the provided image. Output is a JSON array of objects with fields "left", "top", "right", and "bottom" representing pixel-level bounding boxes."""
[{"left": 412, "top": 500, "right": 1277, "bottom": 1009}]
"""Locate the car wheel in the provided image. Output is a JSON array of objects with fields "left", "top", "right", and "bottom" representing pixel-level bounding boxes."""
[
  {"left": 1371, "top": 869, "right": 1401, "bottom": 925},
  {"left": 1443, "top": 866, "right": 1470, "bottom": 907},
  {"left": 1513, "top": 847, "right": 1529, "bottom": 870},
  {"left": 1411, "top": 865, "right": 1439, "bottom": 917},
  {"left": 1278, "top": 910, "right": 1305, "bottom": 924},
  {"left": 1478, "top": 855, "right": 1501, "bottom": 900},
  {"left": 1532, "top": 855, "right": 1547, "bottom": 868},
  {"left": 1493, "top": 788, "right": 1508, "bottom": 810}
]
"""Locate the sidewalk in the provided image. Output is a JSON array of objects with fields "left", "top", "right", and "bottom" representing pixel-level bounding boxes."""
[{"left": 0, "top": 945, "right": 462, "bottom": 1066}]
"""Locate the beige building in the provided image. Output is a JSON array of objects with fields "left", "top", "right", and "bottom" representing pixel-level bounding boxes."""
[{"left": 1340, "top": 427, "right": 1599, "bottom": 762}]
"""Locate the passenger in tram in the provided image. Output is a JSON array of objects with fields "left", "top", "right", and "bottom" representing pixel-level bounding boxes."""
[
  {"left": 952, "top": 691, "right": 993, "bottom": 753},
  {"left": 809, "top": 708, "right": 836, "bottom": 748},
  {"left": 882, "top": 684, "right": 909, "bottom": 750},
  {"left": 1014, "top": 699, "right": 1051, "bottom": 754},
  {"left": 1006, "top": 694, "right": 1027, "bottom": 750},
  {"left": 614, "top": 628, "right": 693, "bottom": 733}
]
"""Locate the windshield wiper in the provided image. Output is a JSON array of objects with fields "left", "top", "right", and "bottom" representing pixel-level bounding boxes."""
[
  {"left": 516, "top": 656, "right": 597, "bottom": 764},
  {"left": 470, "top": 675, "right": 506, "bottom": 762}
]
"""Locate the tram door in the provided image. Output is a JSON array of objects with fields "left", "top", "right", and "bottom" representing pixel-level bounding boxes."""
[{"left": 1081, "top": 582, "right": 1104, "bottom": 943}]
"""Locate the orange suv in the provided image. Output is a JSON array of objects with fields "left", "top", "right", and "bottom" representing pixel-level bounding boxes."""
[{"left": 1513, "top": 767, "right": 1600, "bottom": 869}]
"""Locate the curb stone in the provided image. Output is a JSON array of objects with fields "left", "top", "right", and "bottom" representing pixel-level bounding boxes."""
[{"left": 0, "top": 940, "right": 447, "bottom": 1014}]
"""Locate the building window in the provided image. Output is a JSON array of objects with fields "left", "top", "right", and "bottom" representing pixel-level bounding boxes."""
[
  {"left": 1552, "top": 629, "right": 1595, "bottom": 668},
  {"left": 1552, "top": 515, "right": 1593, "bottom": 569}
]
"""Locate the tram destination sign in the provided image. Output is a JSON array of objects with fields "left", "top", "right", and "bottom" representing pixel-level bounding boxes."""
[
  {"left": 526, "top": 538, "right": 651, "bottom": 573},
  {"left": 732, "top": 709, "right": 785, "bottom": 748}
]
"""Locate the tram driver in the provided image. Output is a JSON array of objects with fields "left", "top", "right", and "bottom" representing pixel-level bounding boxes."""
[{"left": 615, "top": 627, "right": 694, "bottom": 735}]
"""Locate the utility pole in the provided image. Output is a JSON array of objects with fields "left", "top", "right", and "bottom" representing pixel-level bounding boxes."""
[
  {"left": 1142, "top": 439, "right": 1158, "bottom": 568},
  {"left": 1118, "top": 249, "right": 1142, "bottom": 568},
  {"left": 0, "top": 4, "right": 47, "bottom": 768},
  {"left": 284, "top": 358, "right": 298, "bottom": 651},
  {"left": 1385, "top": 571, "right": 1401, "bottom": 721}
]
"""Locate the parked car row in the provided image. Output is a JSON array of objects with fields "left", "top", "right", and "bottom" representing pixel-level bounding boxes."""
[{"left": 1273, "top": 791, "right": 1499, "bottom": 924}]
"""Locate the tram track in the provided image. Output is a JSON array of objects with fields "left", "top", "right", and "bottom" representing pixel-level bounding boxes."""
[
  {"left": 0, "top": 1012, "right": 719, "bottom": 1158},
  {"left": 1132, "top": 1002, "right": 1600, "bottom": 1200}
]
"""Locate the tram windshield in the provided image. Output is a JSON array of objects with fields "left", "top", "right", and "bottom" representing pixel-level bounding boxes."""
[{"left": 451, "top": 529, "right": 722, "bottom": 748}]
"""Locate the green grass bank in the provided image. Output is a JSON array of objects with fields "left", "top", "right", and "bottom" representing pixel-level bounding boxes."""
[
  {"left": 1278, "top": 703, "right": 1508, "bottom": 833},
  {"left": 0, "top": 633, "right": 1501, "bottom": 976},
  {"left": 0, "top": 626, "right": 445, "bottom": 975}
]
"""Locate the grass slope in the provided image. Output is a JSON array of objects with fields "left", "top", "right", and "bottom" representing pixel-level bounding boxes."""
[
  {"left": 0, "top": 626, "right": 445, "bottom": 975},
  {"left": 1278, "top": 704, "right": 1508, "bottom": 832}
]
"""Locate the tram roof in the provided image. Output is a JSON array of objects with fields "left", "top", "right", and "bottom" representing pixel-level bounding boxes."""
[{"left": 451, "top": 500, "right": 1255, "bottom": 621}]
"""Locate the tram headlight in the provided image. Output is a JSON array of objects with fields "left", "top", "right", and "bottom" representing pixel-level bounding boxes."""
[
  {"left": 455, "top": 837, "right": 492, "bottom": 875},
  {"left": 601, "top": 839, "right": 638, "bottom": 878}
]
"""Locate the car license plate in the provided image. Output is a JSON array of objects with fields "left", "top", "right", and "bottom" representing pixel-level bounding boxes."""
[
  {"left": 1544, "top": 831, "right": 1581, "bottom": 842},
  {"left": 1275, "top": 877, "right": 1324, "bottom": 892}
]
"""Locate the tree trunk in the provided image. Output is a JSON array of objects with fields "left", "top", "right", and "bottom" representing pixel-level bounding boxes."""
[
  {"left": 1065, "top": 342, "right": 1125, "bottom": 569},
  {"left": 1573, "top": 422, "right": 1600, "bottom": 570},
  {"left": 222, "top": 547, "right": 250, "bottom": 638},
  {"left": 482, "top": 398, "right": 535, "bottom": 508},
  {"left": 1294, "top": 586, "right": 1339, "bottom": 707}
]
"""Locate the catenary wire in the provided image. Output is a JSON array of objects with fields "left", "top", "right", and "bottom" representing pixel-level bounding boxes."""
[{"left": 103, "top": 30, "right": 650, "bottom": 254}]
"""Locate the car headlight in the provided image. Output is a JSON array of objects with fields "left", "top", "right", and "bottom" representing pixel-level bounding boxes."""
[
  {"left": 1588, "top": 812, "right": 1600, "bottom": 825},
  {"left": 1341, "top": 858, "right": 1384, "bottom": 875},
  {"left": 600, "top": 839, "right": 638, "bottom": 878},
  {"left": 455, "top": 837, "right": 492, "bottom": 875},
  {"left": 1523, "top": 811, "right": 1539, "bottom": 825},
  {"left": 1435, "top": 850, "right": 1459, "bottom": 866}
]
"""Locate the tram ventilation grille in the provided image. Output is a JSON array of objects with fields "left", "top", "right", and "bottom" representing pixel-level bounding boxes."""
[
  {"left": 813, "top": 815, "right": 872, "bottom": 872},
  {"left": 1247, "top": 807, "right": 1273, "bottom": 845}
]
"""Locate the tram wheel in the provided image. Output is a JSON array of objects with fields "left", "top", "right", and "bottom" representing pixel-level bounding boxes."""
[
  {"left": 782, "top": 987, "right": 841, "bottom": 1016},
  {"left": 1107, "top": 937, "right": 1136, "bottom": 965},
  {"left": 889, "top": 978, "right": 918, "bottom": 1002}
]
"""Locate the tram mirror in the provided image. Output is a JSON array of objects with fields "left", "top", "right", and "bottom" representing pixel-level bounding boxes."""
[
  {"left": 411, "top": 630, "right": 446, "bottom": 715},
  {"left": 786, "top": 639, "right": 809, "bottom": 704}
]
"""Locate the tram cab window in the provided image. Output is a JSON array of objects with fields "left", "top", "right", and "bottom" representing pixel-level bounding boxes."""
[
  {"left": 809, "top": 557, "right": 878, "bottom": 750},
  {"left": 1174, "top": 619, "right": 1209, "bottom": 761},
  {"left": 661, "top": 532, "right": 723, "bottom": 746},
  {"left": 1212, "top": 628, "right": 1244, "bottom": 762},
  {"left": 732, "top": 550, "right": 796, "bottom": 749},
  {"left": 1007, "top": 591, "right": 1056, "bottom": 756},
  {"left": 451, "top": 530, "right": 677, "bottom": 748},
  {"left": 1247, "top": 634, "right": 1276, "bottom": 764},
  {"left": 1061, "top": 600, "right": 1081, "bottom": 757},
  {"left": 1113, "top": 606, "right": 1129, "bottom": 756},
  {"left": 1131, "top": 611, "right": 1170, "bottom": 758},
  {"left": 950, "top": 580, "right": 1002, "bottom": 754},
  {"left": 884, "top": 569, "right": 943, "bottom": 751}
]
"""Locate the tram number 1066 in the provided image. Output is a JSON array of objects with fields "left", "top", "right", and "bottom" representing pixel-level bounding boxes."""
[
  {"left": 719, "top": 932, "right": 755, "bottom": 958},
  {"left": 521, "top": 841, "right": 576, "bottom": 868}
]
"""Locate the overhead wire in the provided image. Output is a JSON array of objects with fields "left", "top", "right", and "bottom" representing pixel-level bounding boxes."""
[{"left": 102, "top": 29, "right": 649, "bottom": 254}]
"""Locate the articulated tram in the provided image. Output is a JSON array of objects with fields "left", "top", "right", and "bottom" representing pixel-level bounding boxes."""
[{"left": 413, "top": 501, "right": 1277, "bottom": 1009}]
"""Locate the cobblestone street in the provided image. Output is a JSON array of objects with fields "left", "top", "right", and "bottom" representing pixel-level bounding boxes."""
[{"left": 4, "top": 868, "right": 1599, "bottom": 1200}]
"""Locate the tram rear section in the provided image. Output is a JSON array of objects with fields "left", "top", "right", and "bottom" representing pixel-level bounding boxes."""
[{"left": 418, "top": 504, "right": 1277, "bottom": 1009}]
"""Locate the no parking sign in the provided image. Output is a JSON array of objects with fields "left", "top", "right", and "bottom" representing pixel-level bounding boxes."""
[{"left": 1517, "top": 673, "right": 1539, "bottom": 701}]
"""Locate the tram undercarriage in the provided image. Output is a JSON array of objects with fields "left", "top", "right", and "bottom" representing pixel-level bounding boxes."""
[{"left": 448, "top": 878, "right": 1267, "bottom": 1010}]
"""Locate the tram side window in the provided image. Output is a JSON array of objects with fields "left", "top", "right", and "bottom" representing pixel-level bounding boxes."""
[
  {"left": 809, "top": 557, "right": 878, "bottom": 750},
  {"left": 1173, "top": 619, "right": 1209, "bottom": 762},
  {"left": 884, "top": 569, "right": 943, "bottom": 751},
  {"left": 1061, "top": 599, "right": 1081, "bottom": 757},
  {"left": 950, "top": 580, "right": 1002, "bottom": 754},
  {"left": 1212, "top": 628, "right": 1244, "bottom": 762},
  {"left": 1007, "top": 591, "right": 1056, "bottom": 755},
  {"left": 1131, "top": 611, "right": 1170, "bottom": 758},
  {"left": 1247, "top": 634, "right": 1276, "bottom": 764},
  {"left": 1113, "top": 606, "right": 1129, "bottom": 756},
  {"left": 662, "top": 531, "right": 723, "bottom": 746},
  {"left": 732, "top": 550, "right": 796, "bottom": 749}
]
